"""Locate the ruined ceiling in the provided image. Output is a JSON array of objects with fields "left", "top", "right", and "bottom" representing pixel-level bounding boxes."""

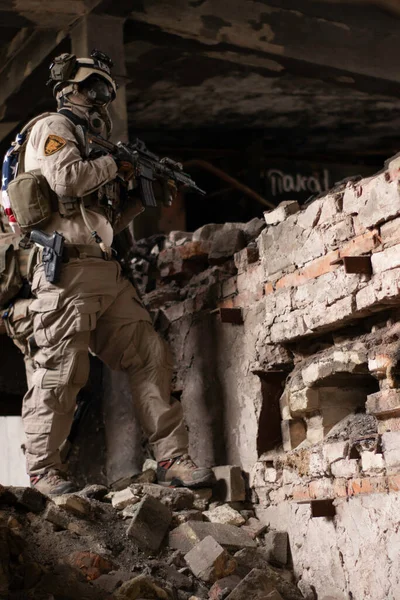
[{"left": 0, "top": 0, "right": 400, "bottom": 162}]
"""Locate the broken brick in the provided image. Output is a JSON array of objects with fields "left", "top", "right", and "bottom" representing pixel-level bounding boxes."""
[
  {"left": 203, "top": 504, "right": 245, "bottom": 527},
  {"left": 126, "top": 495, "right": 172, "bottom": 551},
  {"left": 53, "top": 494, "right": 91, "bottom": 518},
  {"left": 209, "top": 229, "right": 247, "bottom": 265},
  {"left": 184, "top": 535, "right": 237, "bottom": 583},
  {"left": 111, "top": 487, "right": 141, "bottom": 510},
  {"left": 225, "top": 568, "right": 277, "bottom": 599},
  {"left": 240, "top": 517, "right": 267, "bottom": 539},
  {"left": 66, "top": 551, "right": 115, "bottom": 581},
  {"left": 42, "top": 503, "right": 70, "bottom": 529},
  {"left": 263, "top": 531, "right": 288, "bottom": 566},
  {"left": 213, "top": 466, "right": 246, "bottom": 502},
  {"left": 209, "top": 574, "right": 243, "bottom": 600},
  {"left": 169, "top": 521, "right": 256, "bottom": 553}
]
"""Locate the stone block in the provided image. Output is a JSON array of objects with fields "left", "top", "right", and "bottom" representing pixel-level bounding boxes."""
[
  {"left": 169, "top": 521, "right": 257, "bottom": 553},
  {"left": 281, "top": 419, "right": 307, "bottom": 451},
  {"left": 361, "top": 451, "right": 385, "bottom": 473},
  {"left": 331, "top": 459, "right": 360, "bottom": 479},
  {"left": 184, "top": 535, "right": 237, "bottom": 583},
  {"left": 234, "top": 246, "right": 259, "bottom": 274},
  {"left": 225, "top": 568, "right": 277, "bottom": 599},
  {"left": 319, "top": 194, "right": 342, "bottom": 223},
  {"left": 193, "top": 223, "right": 224, "bottom": 241},
  {"left": 323, "top": 441, "right": 348, "bottom": 467},
  {"left": 371, "top": 244, "right": 400, "bottom": 274},
  {"left": 42, "top": 503, "right": 70, "bottom": 529},
  {"left": 264, "top": 201, "right": 300, "bottom": 226},
  {"left": 382, "top": 432, "right": 400, "bottom": 467},
  {"left": 111, "top": 488, "right": 141, "bottom": 510},
  {"left": 380, "top": 216, "right": 400, "bottom": 248},
  {"left": 263, "top": 531, "right": 288, "bottom": 566},
  {"left": 213, "top": 466, "right": 246, "bottom": 502},
  {"left": 209, "top": 229, "right": 247, "bottom": 264},
  {"left": 130, "top": 483, "right": 194, "bottom": 511},
  {"left": 10, "top": 487, "right": 46, "bottom": 513},
  {"left": 53, "top": 494, "right": 91, "bottom": 518},
  {"left": 297, "top": 198, "right": 323, "bottom": 229},
  {"left": 126, "top": 495, "right": 172, "bottom": 551},
  {"left": 289, "top": 388, "right": 320, "bottom": 416},
  {"left": 366, "top": 389, "right": 400, "bottom": 419},
  {"left": 203, "top": 504, "right": 245, "bottom": 526},
  {"left": 241, "top": 517, "right": 267, "bottom": 539},
  {"left": 244, "top": 217, "right": 266, "bottom": 241},
  {"left": 322, "top": 216, "right": 354, "bottom": 250},
  {"left": 357, "top": 174, "right": 400, "bottom": 228},
  {"left": 306, "top": 413, "right": 324, "bottom": 444},
  {"left": 221, "top": 276, "right": 237, "bottom": 298}
]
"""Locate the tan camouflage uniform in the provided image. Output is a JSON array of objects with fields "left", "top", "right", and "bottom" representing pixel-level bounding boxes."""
[{"left": 22, "top": 112, "right": 188, "bottom": 476}]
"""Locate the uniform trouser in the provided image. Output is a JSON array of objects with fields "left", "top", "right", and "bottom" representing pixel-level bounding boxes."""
[{"left": 22, "top": 257, "right": 189, "bottom": 476}]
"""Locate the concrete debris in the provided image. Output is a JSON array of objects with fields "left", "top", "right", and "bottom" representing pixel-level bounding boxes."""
[
  {"left": 241, "top": 517, "right": 267, "bottom": 539},
  {"left": 184, "top": 535, "right": 237, "bottom": 583},
  {"left": 169, "top": 521, "right": 257, "bottom": 553},
  {"left": 0, "top": 476, "right": 306, "bottom": 600},
  {"left": 126, "top": 495, "right": 172, "bottom": 551},
  {"left": 264, "top": 200, "right": 300, "bottom": 226},
  {"left": 203, "top": 504, "right": 246, "bottom": 526}
]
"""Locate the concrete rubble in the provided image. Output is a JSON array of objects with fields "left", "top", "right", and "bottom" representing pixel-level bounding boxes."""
[{"left": 0, "top": 466, "right": 302, "bottom": 600}]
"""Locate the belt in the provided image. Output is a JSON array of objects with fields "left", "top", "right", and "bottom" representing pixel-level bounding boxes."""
[{"left": 64, "top": 244, "right": 109, "bottom": 260}]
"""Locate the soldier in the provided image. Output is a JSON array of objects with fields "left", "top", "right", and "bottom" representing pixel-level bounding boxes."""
[{"left": 13, "top": 50, "right": 214, "bottom": 495}]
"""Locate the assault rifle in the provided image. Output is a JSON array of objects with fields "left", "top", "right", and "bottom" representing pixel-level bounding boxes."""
[{"left": 88, "top": 135, "right": 206, "bottom": 207}]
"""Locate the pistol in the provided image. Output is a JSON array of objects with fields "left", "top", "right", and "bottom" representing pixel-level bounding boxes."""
[{"left": 30, "top": 230, "right": 65, "bottom": 284}]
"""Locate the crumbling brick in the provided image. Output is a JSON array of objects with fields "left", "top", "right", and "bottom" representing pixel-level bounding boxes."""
[
  {"left": 289, "top": 388, "right": 320, "bottom": 416},
  {"left": 129, "top": 483, "right": 194, "bottom": 511},
  {"left": 169, "top": 521, "right": 257, "bottom": 553},
  {"left": 213, "top": 466, "right": 246, "bottom": 502},
  {"left": 361, "top": 451, "right": 385, "bottom": 473},
  {"left": 209, "top": 229, "right": 246, "bottom": 265},
  {"left": 263, "top": 531, "right": 288, "bottom": 566},
  {"left": 366, "top": 389, "right": 400, "bottom": 419},
  {"left": 331, "top": 459, "right": 360, "bottom": 479},
  {"left": 184, "top": 535, "right": 237, "bottom": 583},
  {"left": 53, "top": 494, "right": 91, "bottom": 518},
  {"left": 203, "top": 504, "right": 245, "bottom": 527},
  {"left": 126, "top": 495, "right": 172, "bottom": 551},
  {"left": 42, "top": 503, "right": 70, "bottom": 529},
  {"left": 111, "top": 488, "right": 141, "bottom": 510},
  {"left": 381, "top": 432, "right": 400, "bottom": 467},
  {"left": 192, "top": 488, "right": 213, "bottom": 511},
  {"left": 209, "top": 574, "right": 242, "bottom": 599},
  {"left": 65, "top": 551, "right": 115, "bottom": 581},
  {"left": 264, "top": 201, "right": 300, "bottom": 226},
  {"left": 241, "top": 517, "right": 267, "bottom": 539},
  {"left": 225, "top": 568, "right": 278, "bottom": 599}
]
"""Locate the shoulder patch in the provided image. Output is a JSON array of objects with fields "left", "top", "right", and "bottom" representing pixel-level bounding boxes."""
[{"left": 44, "top": 134, "right": 67, "bottom": 156}]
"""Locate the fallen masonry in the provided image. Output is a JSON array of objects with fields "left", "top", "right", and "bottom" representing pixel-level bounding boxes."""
[{"left": 0, "top": 470, "right": 301, "bottom": 600}]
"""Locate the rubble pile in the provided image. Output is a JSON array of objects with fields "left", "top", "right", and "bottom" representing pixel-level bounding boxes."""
[
  {"left": 118, "top": 156, "right": 400, "bottom": 599},
  {"left": 0, "top": 465, "right": 304, "bottom": 600}
]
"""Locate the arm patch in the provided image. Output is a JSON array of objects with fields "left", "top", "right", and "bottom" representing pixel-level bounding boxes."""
[{"left": 44, "top": 134, "right": 67, "bottom": 156}]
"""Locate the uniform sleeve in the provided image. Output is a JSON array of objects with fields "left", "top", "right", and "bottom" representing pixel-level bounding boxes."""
[{"left": 31, "top": 116, "right": 118, "bottom": 198}]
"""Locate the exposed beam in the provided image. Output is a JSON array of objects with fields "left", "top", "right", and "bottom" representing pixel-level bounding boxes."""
[
  {"left": 0, "top": 29, "right": 67, "bottom": 112},
  {"left": 320, "top": 0, "right": 400, "bottom": 17},
  {"left": 128, "top": 1, "right": 400, "bottom": 91}
]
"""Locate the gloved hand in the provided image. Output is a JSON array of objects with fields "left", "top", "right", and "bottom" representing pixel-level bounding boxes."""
[{"left": 117, "top": 160, "right": 136, "bottom": 182}]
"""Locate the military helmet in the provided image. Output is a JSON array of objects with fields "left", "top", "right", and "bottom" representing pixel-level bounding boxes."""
[{"left": 48, "top": 49, "right": 117, "bottom": 101}]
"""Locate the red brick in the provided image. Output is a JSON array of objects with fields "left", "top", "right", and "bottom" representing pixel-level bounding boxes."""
[
  {"left": 218, "top": 298, "right": 235, "bottom": 309},
  {"left": 275, "top": 250, "right": 339, "bottom": 290},
  {"left": 66, "top": 552, "right": 115, "bottom": 581},
  {"left": 347, "top": 477, "right": 388, "bottom": 496},
  {"left": 340, "top": 230, "right": 379, "bottom": 257},
  {"left": 388, "top": 475, "right": 400, "bottom": 491},
  {"left": 264, "top": 282, "right": 274, "bottom": 295}
]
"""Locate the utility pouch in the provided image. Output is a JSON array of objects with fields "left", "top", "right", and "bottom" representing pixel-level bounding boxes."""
[
  {"left": 0, "top": 242, "right": 23, "bottom": 309},
  {"left": 7, "top": 169, "right": 56, "bottom": 232}
]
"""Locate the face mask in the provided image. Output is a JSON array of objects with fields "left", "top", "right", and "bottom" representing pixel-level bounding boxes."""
[{"left": 88, "top": 105, "right": 112, "bottom": 138}]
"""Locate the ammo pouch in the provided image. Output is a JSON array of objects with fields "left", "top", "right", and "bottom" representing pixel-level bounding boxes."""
[
  {"left": 0, "top": 242, "right": 23, "bottom": 309},
  {"left": 7, "top": 168, "right": 56, "bottom": 232}
]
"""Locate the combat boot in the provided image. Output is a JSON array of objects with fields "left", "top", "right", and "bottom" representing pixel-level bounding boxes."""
[
  {"left": 157, "top": 454, "right": 215, "bottom": 488},
  {"left": 30, "top": 469, "right": 77, "bottom": 496}
]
